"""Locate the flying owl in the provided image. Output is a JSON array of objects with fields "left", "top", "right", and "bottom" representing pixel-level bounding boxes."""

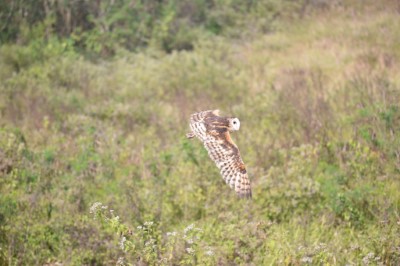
[{"left": 186, "top": 110, "right": 252, "bottom": 199}]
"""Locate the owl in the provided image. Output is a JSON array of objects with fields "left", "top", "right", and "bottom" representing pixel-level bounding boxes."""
[{"left": 186, "top": 110, "right": 252, "bottom": 199}]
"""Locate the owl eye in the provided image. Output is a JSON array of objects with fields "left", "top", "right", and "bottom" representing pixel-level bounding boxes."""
[{"left": 233, "top": 121, "right": 237, "bottom": 124}]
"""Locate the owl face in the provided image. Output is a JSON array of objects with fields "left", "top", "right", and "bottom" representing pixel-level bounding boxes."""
[{"left": 229, "top": 118, "right": 240, "bottom": 131}]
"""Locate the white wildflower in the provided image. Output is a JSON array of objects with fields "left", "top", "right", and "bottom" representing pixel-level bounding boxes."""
[
  {"left": 119, "top": 237, "right": 126, "bottom": 250},
  {"left": 186, "top": 247, "right": 195, "bottom": 255},
  {"left": 166, "top": 231, "right": 177, "bottom": 237},
  {"left": 350, "top": 244, "right": 360, "bottom": 251},
  {"left": 145, "top": 238, "right": 155, "bottom": 246},
  {"left": 301, "top": 256, "right": 313, "bottom": 263},
  {"left": 313, "top": 242, "right": 327, "bottom": 253},
  {"left": 205, "top": 250, "right": 214, "bottom": 256},
  {"left": 362, "top": 252, "right": 375, "bottom": 265},
  {"left": 89, "top": 202, "right": 102, "bottom": 214},
  {"left": 184, "top": 224, "right": 194, "bottom": 234},
  {"left": 137, "top": 226, "right": 143, "bottom": 230},
  {"left": 144, "top": 221, "right": 154, "bottom": 226},
  {"left": 186, "top": 238, "right": 194, "bottom": 244},
  {"left": 101, "top": 205, "right": 108, "bottom": 209},
  {"left": 116, "top": 257, "right": 125, "bottom": 266}
]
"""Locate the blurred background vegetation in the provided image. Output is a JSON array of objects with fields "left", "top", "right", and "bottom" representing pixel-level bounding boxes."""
[{"left": 1, "top": 0, "right": 400, "bottom": 265}]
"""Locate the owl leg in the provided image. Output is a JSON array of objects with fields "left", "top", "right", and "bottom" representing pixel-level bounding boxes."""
[{"left": 186, "top": 132, "right": 195, "bottom": 139}]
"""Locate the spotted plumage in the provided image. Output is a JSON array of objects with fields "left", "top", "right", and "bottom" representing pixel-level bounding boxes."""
[{"left": 186, "top": 110, "right": 252, "bottom": 199}]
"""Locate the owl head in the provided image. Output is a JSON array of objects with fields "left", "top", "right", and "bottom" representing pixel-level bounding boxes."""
[{"left": 228, "top": 118, "right": 240, "bottom": 131}]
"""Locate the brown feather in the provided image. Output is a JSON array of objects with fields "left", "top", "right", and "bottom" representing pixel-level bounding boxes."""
[{"left": 187, "top": 110, "right": 252, "bottom": 199}]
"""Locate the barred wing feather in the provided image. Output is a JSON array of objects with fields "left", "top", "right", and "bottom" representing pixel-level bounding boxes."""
[
  {"left": 188, "top": 110, "right": 252, "bottom": 198},
  {"left": 203, "top": 136, "right": 252, "bottom": 198}
]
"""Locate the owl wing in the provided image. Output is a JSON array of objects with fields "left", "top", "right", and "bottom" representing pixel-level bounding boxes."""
[
  {"left": 189, "top": 110, "right": 252, "bottom": 198},
  {"left": 188, "top": 110, "right": 220, "bottom": 142},
  {"left": 203, "top": 133, "right": 252, "bottom": 199}
]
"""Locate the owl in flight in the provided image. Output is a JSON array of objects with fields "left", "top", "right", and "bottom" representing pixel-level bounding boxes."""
[{"left": 186, "top": 110, "right": 252, "bottom": 199}]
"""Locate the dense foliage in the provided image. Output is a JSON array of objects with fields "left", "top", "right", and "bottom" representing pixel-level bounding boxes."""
[
  {"left": 1, "top": 0, "right": 400, "bottom": 265},
  {"left": 0, "top": 0, "right": 291, "bottom": 55}
]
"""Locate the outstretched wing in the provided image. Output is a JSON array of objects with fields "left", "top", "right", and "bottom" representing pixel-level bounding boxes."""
[
  {"left": 203, "top": 133, "right": 252, "bottom": 198},
  {"left": 189, "top": 110, "right": 220, "bottom": 142},
  {"left": 189, "top": 110, "right": 252, "bottom": 198}
]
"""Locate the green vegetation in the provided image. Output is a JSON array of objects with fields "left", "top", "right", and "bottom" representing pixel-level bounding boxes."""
[{"left": 1, "top": 0, "right": 400, "bottom": 265}]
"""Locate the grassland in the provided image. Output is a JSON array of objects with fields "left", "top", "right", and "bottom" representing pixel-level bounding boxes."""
[{"left": 0, "top": 1, "right": 399, "bottom": 265}]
